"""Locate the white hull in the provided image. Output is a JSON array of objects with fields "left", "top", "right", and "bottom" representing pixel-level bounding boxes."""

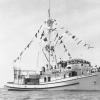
[{"left": 5, "top": 72, "right": 100, "bottom": 91}]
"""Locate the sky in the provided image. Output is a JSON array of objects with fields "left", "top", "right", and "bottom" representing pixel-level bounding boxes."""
[{"left": 0, "top": 0, "right": 100, "bottom": 87}]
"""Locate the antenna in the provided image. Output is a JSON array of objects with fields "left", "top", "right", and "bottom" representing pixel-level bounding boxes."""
[{"left": 48, "top": 0, "right": 51, "bottom": 19}]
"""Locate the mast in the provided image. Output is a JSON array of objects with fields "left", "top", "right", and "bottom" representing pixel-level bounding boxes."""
[
  {"left": 48, "top": 0, "right": 51, "bottom": 69},
  {"left": 47, "top": 0, "right": 53, "bottom": 69},
  {"left": 48, "top": 0, "right": 51, "bottom": 19}
]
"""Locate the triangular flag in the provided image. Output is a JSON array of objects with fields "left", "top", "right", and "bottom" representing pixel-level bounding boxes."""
[
  {"left": 72, "top": 35, "right": 75, "bottom": 39},
  {"left": 40, "top": 31, "right": 44, "bottom": 39},
  {"left": 54, "top": 33, "right": 58, "bottom": 41},
  {"left": 20, "top": 51, "right": 23, "bottom": 56},
  {"left": 50, "top": 46, "right": 54, "bottom": 52},
  {"left": 27, "top": 44, "right": 30, "bottom": 48},
  {"left": 68, "top": 52, "right": 71, "bottom": 56},
  {"left": 17, "top": 57, "right": 19, "bottom": 60},
  {"left": 83, "top": 43, "right": 88, "bottom": 47},
  {"left": 65, "top": 30, "right": 69, "bottom": 33},
  {"left": 35, "top": 33, "right": 37, "bottom": 38},
  {"left": 60, "top": 40, "right": 63, "bottom": 44},
  {"left": 87, "top": 44, "right": 94, "bottom": 49},
  {"left": 59, "top": 36, "right": 63, "bottom": 40},
  {"left": 38, "top": 30, "right": 39, "bottom": 33},
  {"left": 63, "top": 44, "right": 66, "bottom": 49},
  {"left": 44, "top": 37, "right": 48, "bottom": 42}
]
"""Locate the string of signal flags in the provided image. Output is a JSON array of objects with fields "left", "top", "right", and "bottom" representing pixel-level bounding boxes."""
[
  {"left": 64, "top": 30, "right": 94, "bottom": 50},
  {"left": 13, "top": 21, "right": 94, "bottom": 63},
  {"left": 13, "top": 24, "right": 43, "bottom": 63}
]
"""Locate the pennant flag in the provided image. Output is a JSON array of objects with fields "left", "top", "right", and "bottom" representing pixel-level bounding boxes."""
[
  {"left": 59, "top": 36, "right": 63, "bottom": 40},
  {"left": 77, "top": 40, "right": 82, "bottom": 45},
  {"left": 65, "top": 30, "right": 69, "bottom": 33},
  {"left": 60, "top": 40, "right": 63, "bottom": 44},
  {"left": 50, "top": 46, "right": 54, "bottom": 52},
  {"left": 54, "top": 33, "right": 58, "bottom": 41},
  {"left": 40, "top": 31, "right": 44, "bottom": 39},
  {"left": 17, "top": 57, "right": 19, "bottom": 60},
  {"left": 44, "top": 37, "right": 48, "bottom": 42},
  {"left": 24, "top": 46, "right": 27, "bottom": 51},
  {"left": 87, "top": 44, "right": 94, "bottom": 49},
  {"left": 54, "top": 35, "right": 63, "bottom": 46},
  {"left": 68, "top": 52, "right": 71, "bottom": 56},
  {"left": 83, "top": 43, "right": 88, "bottom": 47},
  {"left": 35, "top": 33, "right": 37, "bottom": 38},
  {"left": 63, "top": 44, "right": 66, "bottom": 49},
  {"left": 45, "top": 45, "right": 50, "bottom": 52},
  {"left": 27, "top": 43, "right": 30, "bottom": 48},
  {"left": 72, "top": 35, "right": 75, "bottom": 39},
  {"left": 56, "top": 33, "right": 58, "bottom": 37},
  {"left": 38, "top": 30, "right": 39, "bottom": 33},
  {"left": 63, "top": 44, "right": 67, "bottom": 52},
  {"left": 88, "top": 46, "right": 94, "bottom": 49},
  {"left": 20, "top": 51, "right": 23, "bottom": 56}
]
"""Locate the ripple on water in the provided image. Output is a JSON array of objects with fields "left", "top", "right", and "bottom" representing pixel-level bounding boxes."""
[{"left": 0, "top": 89, "right": 100, "bottom": 100}]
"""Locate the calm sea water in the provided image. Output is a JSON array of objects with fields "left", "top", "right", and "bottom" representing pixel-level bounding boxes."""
[{"left": 0, "top": 88, "right": 100, "bottom": 100}]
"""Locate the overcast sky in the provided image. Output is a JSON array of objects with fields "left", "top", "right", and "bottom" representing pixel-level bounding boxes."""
[{"left": 0, "top": 0, "right": 100, "bottom": 87}]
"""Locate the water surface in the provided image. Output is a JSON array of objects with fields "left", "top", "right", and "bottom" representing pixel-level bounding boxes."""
[{"left": 0, "top": 88, "right": 100, "bottom": 100}]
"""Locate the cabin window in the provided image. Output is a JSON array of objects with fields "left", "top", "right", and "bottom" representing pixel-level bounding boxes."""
[
  {"left": 24, "top": 78, "right": 39, "bottom": 85},
  {"left": 44, "top": 77, "right": 46, "bottom": 82},
  {"left": 67, "top": 67, "right": 71, "bottom": 69},
  {"left": 72, "top": 71, "right": 77, "bottom": 76},
  {"left": 48, "top": 77, "right": 51, "bottom": 82},
  {"left": 69, "top": 71, "right": 77, "bottom": 77}
]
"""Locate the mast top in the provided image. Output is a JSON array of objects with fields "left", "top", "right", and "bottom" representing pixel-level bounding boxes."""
[{"left": 47, "top": 0, "right": 54, "bottom": 27}]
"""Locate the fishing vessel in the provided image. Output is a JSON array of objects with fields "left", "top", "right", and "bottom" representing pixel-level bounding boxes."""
[{"left": 5, "top": 0, "right": 100, "bottom": 91}]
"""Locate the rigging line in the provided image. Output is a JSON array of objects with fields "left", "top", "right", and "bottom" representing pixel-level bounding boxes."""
[
  {"left": 54, "top": 35, "right": 63, "bottom": 47},
  {"left": 54, "top": 29, "right": 68, "bottom": 47},
  {"left": 42, "top": 48, "right": 49, "bottom": 63},
  {"left": 36, "top": 48, "right": 39, "bottom": 69},
  {"left": 62, "top": 43, "right": 72, "bottom": 59},
  {"left": 65, "top": 29, "right": 94, "bottom": 49},
  {"left": 53, "top": 49, "right": 58, "bottom": 68},
  {"left": 13, "top": 24, "right": 44, "bottom": 63},
  {"left": 42, "top": 48, "right": 52, "bottom": 67}
]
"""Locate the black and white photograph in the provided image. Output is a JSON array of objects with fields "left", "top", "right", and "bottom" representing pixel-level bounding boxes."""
[{"left": 0, "top": 0, "right": 100, "bottom": 100}]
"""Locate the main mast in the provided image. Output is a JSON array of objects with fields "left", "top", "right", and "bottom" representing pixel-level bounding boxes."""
[{"left": 47, "top": 0, "right": 53, "bottom": 69}]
